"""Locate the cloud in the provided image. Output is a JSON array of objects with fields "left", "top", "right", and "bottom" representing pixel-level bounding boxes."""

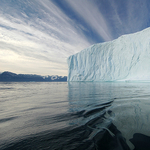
[
  {"left": 126, "top": 0, "right": 150, "bottom": 31},
  {"left": 107, "top": 0, "right": 150, "bottom": 37},
  {"left": 1, "top": 0, "right": 150, "bottom": 75},
  {"left": 0, "top": 0, "right": 92, "bottom": 75},
  {"left": 65, "top": 0, "right": 113, "bottom": 42}
]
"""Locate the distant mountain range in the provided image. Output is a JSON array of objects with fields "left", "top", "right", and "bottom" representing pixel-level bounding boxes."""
[{"left": 0, "top": 71, "right": 67, "bottom": 82}]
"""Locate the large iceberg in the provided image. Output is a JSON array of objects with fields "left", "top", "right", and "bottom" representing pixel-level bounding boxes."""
[{"left": 67, "top": 27, "right": 150, "bottom": 81}]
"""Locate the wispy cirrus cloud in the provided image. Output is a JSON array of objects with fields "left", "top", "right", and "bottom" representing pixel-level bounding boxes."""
[
  {"left": 65, "top": 0, "right": 113, "bottom": 42},
  {"left": 126, "top": 0, "right": 150, "bottom": 32},
  {"left": 107, "top": 0, "right": 150, "bottom": 37},
  {"left": 0, "top": 0, "right": 92, "bottom": 75},
  {"left": 1, "top": 0, "right": 150, "bottom": 75}
]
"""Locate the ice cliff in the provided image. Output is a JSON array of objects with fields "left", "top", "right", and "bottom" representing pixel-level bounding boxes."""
[{"left": 67, "top": 27, "right": 150, "bottom": 81}]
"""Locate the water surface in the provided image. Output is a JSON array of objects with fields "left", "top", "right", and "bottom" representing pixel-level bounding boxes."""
[{"left": 0, "top": 82, "right": 150, "bottom": 150}]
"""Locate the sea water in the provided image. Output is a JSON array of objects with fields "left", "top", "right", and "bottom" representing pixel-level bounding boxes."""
[{"left": 0, "top": 82, "right": 150, "bottom": 150}]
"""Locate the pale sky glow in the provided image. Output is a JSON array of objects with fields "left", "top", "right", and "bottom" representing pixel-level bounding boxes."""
[{"left": 0, "top": 0, "right": 150, "bottom": 75}]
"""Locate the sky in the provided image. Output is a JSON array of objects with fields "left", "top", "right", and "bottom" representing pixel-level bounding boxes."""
[{"left": 0, "top": 0, "right": 150, "bottom": 76}]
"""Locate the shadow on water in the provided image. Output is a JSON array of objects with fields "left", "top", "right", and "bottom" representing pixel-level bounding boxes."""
[{"left": 1, "top": 82, "right": 150, "bottom": 150}]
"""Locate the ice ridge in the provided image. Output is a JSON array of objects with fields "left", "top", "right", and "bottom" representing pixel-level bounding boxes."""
[{"left": 67, "top": 27, "right": 150, "bottom": 81}]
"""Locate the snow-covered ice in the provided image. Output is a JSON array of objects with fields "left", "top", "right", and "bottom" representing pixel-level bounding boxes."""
[{"left": 67, "top": 27, "right": 150, "bottom": 81}]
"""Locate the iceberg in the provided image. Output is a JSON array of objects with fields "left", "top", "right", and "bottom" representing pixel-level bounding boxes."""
[{"left": 67, "top": 27, "right": 150, "bottom": 81}]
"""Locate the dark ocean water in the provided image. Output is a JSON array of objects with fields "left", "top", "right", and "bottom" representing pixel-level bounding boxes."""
[{"left": 0, "top": 82, "right": 150, "bottom": 150}]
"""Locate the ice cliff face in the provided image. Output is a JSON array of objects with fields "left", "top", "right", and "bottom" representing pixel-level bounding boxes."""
[{"left": 67, "top": 27, "right": 150, "bottom": 81}]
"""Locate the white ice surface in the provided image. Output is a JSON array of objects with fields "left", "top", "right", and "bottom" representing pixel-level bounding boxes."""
[{"left": 67, "top": 27, "right": 150, "bottom": 81}]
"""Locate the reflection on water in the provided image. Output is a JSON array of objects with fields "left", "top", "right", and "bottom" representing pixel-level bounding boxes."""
[{"left": 0, "top": 82, "right": 150, "bottom": 149}]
